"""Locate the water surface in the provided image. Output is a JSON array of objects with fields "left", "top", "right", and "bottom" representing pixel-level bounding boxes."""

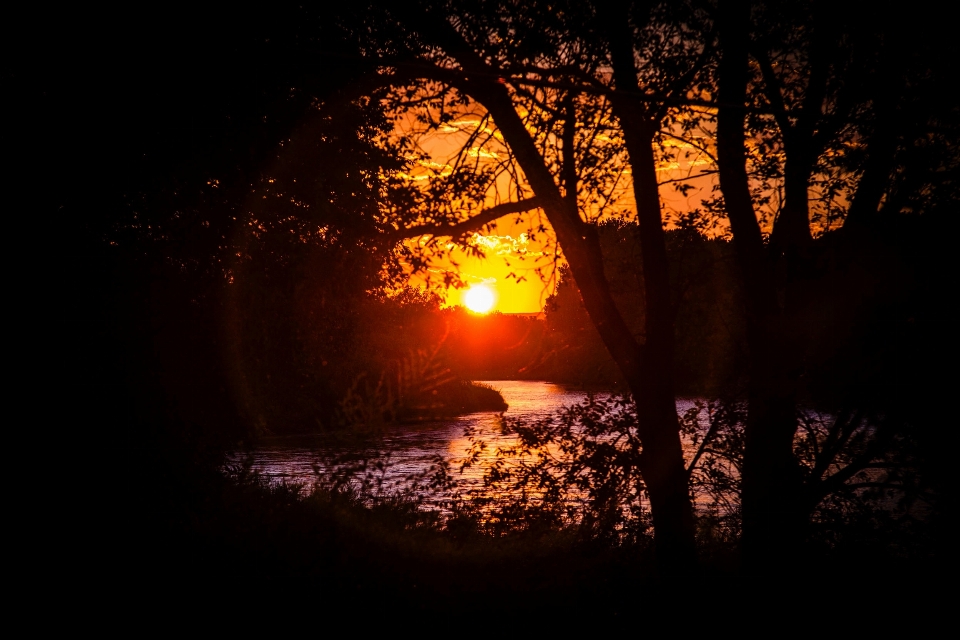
[{"left": 228, "top": 380, "right": 713, "bottom": 506}]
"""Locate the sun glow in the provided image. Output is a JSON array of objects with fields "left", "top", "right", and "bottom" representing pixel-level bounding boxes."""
[{"left": 463, "top": 285, "right": 496, "bottom": 313}]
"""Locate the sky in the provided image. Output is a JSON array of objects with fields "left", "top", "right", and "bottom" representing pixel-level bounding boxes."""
[
  {"left": 392, "top": 105, "right": 728, "bottom": 314},
  {"left": 405, "top": 216, "right": 561, "bottom": 314}
]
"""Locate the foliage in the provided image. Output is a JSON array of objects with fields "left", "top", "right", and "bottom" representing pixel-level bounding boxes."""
[
  {"left": 334, "top": 344, "right": 507, "bottom": 428},
  {"left": 34, "top": 0, "right": 950, "bottom": 584},
  {"left": 462, "top": 394, "right": 651, "bottom": 545},
  {"left": 315, "top": 0, "right": 953, "bottom": 568},
  {"left": 412, "top": 390, "right": 931, "bottom": 558}
]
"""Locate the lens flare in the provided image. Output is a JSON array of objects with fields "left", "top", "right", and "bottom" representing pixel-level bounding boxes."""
[{"left": 463, "top": 285, "right": 495, "bottom": 313}]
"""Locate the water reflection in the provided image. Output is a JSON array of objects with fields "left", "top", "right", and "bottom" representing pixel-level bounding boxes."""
[{"left": 228, "top": 380, "right": 713, "bottom": 506}]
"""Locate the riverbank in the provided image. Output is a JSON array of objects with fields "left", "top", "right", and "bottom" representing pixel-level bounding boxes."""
[{"left": 405, "top": 379, "right": 508, "bottom": 419}]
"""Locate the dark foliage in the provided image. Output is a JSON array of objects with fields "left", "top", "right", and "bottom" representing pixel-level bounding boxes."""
[{"left": 17, "top": 0, "right": 950, "bottom": 598}]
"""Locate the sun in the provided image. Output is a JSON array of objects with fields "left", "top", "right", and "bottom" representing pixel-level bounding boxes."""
[{"left": 463, "top": 284, "right": 495, "bottom": 313}]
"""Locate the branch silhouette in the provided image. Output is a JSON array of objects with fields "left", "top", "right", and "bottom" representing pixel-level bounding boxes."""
[{"left": 391, "top": 197, "right": 543, "bottom": 240}]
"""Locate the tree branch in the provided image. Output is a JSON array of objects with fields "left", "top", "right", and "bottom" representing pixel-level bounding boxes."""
[
  {"left": 716, "top": 1, "right": 775, "bottom": 320},
  {"left": 686, "top": 412, "right": 723, "bottom": 477},
  {"left": 391, "top": 197, "right": 543, "bottom": 240},
  {"left": 752, "top": 48, "right": 792, "bottom": 137},
  {"left": 369, "top": 53, "right": 775, "bottom": 114}
]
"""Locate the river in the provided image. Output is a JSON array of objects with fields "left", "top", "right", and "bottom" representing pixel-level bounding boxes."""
[{"left": 226, "top": 380, "right": 730, "bottom": 511}]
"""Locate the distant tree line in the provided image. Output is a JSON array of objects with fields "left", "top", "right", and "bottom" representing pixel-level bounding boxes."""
[{"left": 536, "top": 222, "right": 747, "bottom": 394}]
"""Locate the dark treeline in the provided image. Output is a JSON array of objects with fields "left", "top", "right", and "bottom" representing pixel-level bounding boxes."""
[
  {"left": 538, "top": 216, "right": 952, "bottom": 421},
  {"left": 536, "top": 222, "right": 747, "bottom": 393},
  {"left": 15, "top": 5, "right": 433, "bottom": 595},
  {"left": 21, "top": 6, "right": 502, "bottom": 440},
  {"left": 15, "top": 0, "right": 952, "bottom": 607}
]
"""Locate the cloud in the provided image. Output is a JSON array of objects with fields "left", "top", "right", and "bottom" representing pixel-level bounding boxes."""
[{"left": 469, "top": 232, "right": 545, "bottom": 257}]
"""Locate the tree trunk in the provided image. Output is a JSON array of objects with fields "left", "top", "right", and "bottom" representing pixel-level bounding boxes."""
[
  {"left": 618, "top": 110, "right": 697, "bottom": 572},
  {"left": 716, "top": 0, "right": 807, "bottom": 571},
  {"left": 739, "top": 328, "right": 807, "bottom": 569},
  {"left": 554, "top": 198, "right": 696, "bottom": 572},
  {"left": 602, "top": 7, "right": 697, "bottom": 571}
]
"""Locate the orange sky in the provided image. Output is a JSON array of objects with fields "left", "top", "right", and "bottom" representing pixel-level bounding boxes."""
[
  {"left": 403, "top": 167, "right": 722, "bottom": 314},
  {"left": 385, "top": 81, "right": 856, "bottom": 312},
  {"left": 404, "top": 215, "right": 561, "bottom": 314},
  {"left": 394, "top": 107, "right": 725, "bottom": 314}
]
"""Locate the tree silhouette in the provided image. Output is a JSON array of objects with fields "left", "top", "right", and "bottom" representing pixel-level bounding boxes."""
[
  {"left": 25, "top": 1, "right": 948, "bottom": 582},
  {"left": 343, "top": 0, "right": 735, "bottom": 569},
  {"left": 714, "top": 0, "right": 955, "bottom": 568},
  {"left": 339, "top": 0, "right": 951, "bottom": 570}
]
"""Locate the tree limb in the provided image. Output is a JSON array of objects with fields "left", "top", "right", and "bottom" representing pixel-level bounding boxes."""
[
  {"left": 752, "top": 48, "right": 792, "bottom": 136},
  {"left": 391, "top": 197, "right": 543, "bottom": 240},
  {"left": 371, "top": 53, "right": 775, "bottom": 114}
]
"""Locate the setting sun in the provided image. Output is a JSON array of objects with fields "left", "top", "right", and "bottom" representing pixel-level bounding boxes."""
[{"left": 463, "top": 284, "right": 496, "bottom": 313}]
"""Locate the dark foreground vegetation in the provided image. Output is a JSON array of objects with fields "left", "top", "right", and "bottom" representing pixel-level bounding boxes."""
[{"left": 20, "top": 0, "right": 951, "bottom": 611}]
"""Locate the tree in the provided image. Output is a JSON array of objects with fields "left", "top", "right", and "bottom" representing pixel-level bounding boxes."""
[
  {"left": 713, "top": 0, "right": 955, "bottom": 568},
  {"left": 333, "top": 0, "right": 951, "bottom": 572},
  {"left": 339, "top": 0, "right": 727, "bottom": 570}
]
